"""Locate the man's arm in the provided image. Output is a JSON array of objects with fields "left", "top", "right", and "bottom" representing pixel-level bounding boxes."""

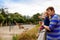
[
  {"left": 44, "top": 25, "right": 50, "bottom": 31},
  {"left": 44, "top": 15, "right": 58, "bottom": 31}
]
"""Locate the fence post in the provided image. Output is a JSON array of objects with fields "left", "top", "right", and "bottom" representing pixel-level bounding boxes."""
[{"left": 37, "top": 29, "right": 46, "bottom": 40}]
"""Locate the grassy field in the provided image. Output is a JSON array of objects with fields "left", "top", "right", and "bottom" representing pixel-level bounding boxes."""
[{"left": 13, "top": 24, "right": 41, "bottom": 40}]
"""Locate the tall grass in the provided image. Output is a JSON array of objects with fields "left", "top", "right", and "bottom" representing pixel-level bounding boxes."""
[
  {"left": 12, "top": 24, "right": 40, "bottom": 40},
  {"left": 0, "top": 37, "right": 2, "bottom": 40},
  {"left": 12, "top": 34, "right": 18, "bottom": 40}
]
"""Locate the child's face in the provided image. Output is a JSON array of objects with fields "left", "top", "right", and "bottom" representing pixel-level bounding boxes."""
[
  {"left": 44, "top": 12, "right": 49, "bottom": 17},
  {"left": 44, "top": 13, "right": 48, "bottom": 17}
]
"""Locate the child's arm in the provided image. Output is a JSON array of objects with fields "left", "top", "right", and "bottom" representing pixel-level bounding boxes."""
[{"left": 40, "top": 26, "right": 44, "bottom": 31}]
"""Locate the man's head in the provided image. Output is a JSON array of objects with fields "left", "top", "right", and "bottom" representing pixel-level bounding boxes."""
[{"left": 46, "top": 7, "right": 55, "bottom": 16}]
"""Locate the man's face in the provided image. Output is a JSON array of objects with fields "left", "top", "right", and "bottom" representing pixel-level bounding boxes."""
[{"left": 47, "top": 9, "right": 52, "bottom": 16}]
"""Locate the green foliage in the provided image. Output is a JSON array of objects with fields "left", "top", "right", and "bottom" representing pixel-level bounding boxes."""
[
  {"left": 0, "top": 8, "right": 43, "bottom": 25},
  {"left": 32, "top": 13, "right": 42, "bottom": 24},
  {"left": 36, "top": 24, "right": 41, "bottom": 27},
  {"left": 0, "top": 8, "right": 7, "bottom": 17},
  {"left": 0, "top": 14, "right": 5, "bottom": 23},
  {"left": 13, "top": 13, "right": 25, "bottom": 23},
  {"left": 12, "top": 34, "right": 18, "bottom": 40}
]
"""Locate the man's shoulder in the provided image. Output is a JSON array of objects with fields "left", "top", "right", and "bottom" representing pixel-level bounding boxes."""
[
  {"left": 55, "top": 14, "right": 60, "bottom": 20},
  {"left": 51, "top": 14, "right": 59, "bottom": 20},
  {"left": 52, "top": 14, "right": 60, "bottom": 21},
  {"left": 53, "top": 14, "right": 59, "bottom": 18}
]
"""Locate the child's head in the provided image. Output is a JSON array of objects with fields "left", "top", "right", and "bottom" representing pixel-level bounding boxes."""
[{"left": 44, "top": 12, "right": 49, "bottom": 17}]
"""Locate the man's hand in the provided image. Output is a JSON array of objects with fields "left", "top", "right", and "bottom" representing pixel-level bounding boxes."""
[{"left": 44, "top": 25, "right": 50, "bottom": 31}]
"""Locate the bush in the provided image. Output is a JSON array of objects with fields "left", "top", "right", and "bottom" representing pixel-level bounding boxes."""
[
  {"left": 12, "top": 24, "right": 40, "bottom": 40},
  {"left": 12, "top": 34, "right": 18, "bottom": 40}
]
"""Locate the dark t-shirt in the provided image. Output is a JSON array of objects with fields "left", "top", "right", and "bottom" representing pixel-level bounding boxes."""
[
  {"left": 44, "top": 16, "right": 51, "bottom": 33},
  {"left": 44, "top": 16, "right": 50, "bottom": 26}
]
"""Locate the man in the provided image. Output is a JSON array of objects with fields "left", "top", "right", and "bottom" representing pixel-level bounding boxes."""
[{"left": 44, "top": 7, "right": 60, "bottom": 40}]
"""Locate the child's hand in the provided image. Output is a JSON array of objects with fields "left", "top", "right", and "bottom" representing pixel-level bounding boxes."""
[{"left": 39, "top": 26, "right": 44, "bottom": 31}]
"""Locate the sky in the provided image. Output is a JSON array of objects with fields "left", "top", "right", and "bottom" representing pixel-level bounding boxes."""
[{"left": 0, "top": 0, "right": 60, "bottom": 16}]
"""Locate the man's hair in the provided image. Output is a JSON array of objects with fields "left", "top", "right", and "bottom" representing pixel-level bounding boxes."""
[{"left": 46, "top": 7, "right": 55, "bottom": 11}]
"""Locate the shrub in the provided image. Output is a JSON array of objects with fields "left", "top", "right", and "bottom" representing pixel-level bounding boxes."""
[
  {"left": 12, "top": 24, "right": 40, "bottom": 40},
  {"left": 12, "top": 34, "right": 18, "bottom": 40}
]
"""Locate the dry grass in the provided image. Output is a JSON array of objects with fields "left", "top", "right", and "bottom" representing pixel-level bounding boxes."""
[
  {"left": 13, "top": 24, "right": 41, "bottom": 40},
  {"left": 0, "top": 38, "right": 1, "bottom": 40}
]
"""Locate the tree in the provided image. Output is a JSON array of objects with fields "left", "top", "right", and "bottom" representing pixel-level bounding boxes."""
[
  {"left": 0, "top": 14, "right": 5, "bottom": 26},
  {"left": 1, "top": 8, "right": 7, "bottom": 17},
  {"left": 12, "top": 12, "right": 25, "bottom": 23},
  {"left": 0, "top": 8, "right": 43, "bottom": 25},
  {"left": 32, "top": 13, "right": 42, "bottom": 24}
]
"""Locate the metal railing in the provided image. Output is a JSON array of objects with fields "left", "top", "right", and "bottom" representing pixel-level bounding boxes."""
[{"left": 37, "top": 29, "right": 46, "bottom": 40}]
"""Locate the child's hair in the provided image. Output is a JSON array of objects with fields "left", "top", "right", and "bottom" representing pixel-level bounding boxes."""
[
  {"left": 41, "top": 12, "right": 49, "bottom": 19},
  {"left": 44, "top": 12, "right": 49, "bottom": 17}
]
